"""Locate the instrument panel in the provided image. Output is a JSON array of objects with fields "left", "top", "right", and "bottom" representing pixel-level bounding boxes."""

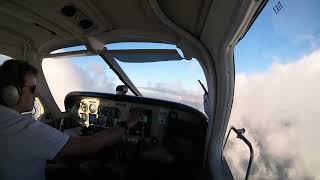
[
  {"left": 63, "top": 91, "right": 208, "bottom": 178},
  {"left": 77, "top": 97, "right": 152, "bottom": 138},
  {"left": 65, "top": 92, "right": 208, "bottom": 146}
]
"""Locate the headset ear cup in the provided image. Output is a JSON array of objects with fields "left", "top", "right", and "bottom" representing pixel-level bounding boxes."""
[{"left": 1, "top": 85, "right": 20, "bottom": 107}]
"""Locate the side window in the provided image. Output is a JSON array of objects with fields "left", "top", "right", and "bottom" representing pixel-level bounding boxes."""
[
  {"left": 32, "top": 97, "right": 45, "bottom": 120},
  {"left": 0, "top": 54, "right": 11, "bottom": 64},
  {"left": 225, "top": 0, "right": 320, "bottom": 179},
  {"left": 21, "top": 98, "right": 45, "bottom": 121}
]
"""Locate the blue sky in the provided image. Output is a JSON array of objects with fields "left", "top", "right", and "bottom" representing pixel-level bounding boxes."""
[{"left": 235, "top": 0, "right": 320, "bottom": 74}]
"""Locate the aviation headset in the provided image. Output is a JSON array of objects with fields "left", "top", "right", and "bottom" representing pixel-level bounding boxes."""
[
  {"left": 0, "top": 82, "right": 22, "bottom": 107},
  {"left": 0, "top": 61, "right": 24, "bottom": 107}
]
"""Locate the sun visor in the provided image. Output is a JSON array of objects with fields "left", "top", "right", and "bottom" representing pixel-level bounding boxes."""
[
  {"left": 43, "top": 49, "right": 183, "bottom": 63},
  {"left": 111, "top": 49, "right": 183, "bottom": 63}
]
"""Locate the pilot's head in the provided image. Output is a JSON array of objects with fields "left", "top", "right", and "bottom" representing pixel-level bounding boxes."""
[{"left": 0, "top": 60, "right": 38, "bottom": 113}]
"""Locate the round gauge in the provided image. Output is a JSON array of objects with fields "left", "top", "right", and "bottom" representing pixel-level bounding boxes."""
[
  {"left": 80, "top": 102, "right": 87, "bottom": 112},
  {"left": 89, "top": 104, "right": 97, "bottom": 113},
  {"left": 80, "top": 113, "right": 87, "bottom": 121}
]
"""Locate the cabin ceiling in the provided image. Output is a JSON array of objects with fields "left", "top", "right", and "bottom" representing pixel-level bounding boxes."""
[{"left": 0, "top": 0, "right": 213, "bottom": 56}]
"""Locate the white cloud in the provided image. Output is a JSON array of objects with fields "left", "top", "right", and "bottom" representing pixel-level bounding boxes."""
[
  {"left": 225, "top": 48, "right": 320, "bottom": 179},
  {"left": 138, "top": 81, "right": 204, "bottom": 112},
  {"left": 42, "top": 58, "right": 117, "bottom": 111}
]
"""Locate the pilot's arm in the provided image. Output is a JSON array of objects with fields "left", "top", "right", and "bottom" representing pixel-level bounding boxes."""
[{"left": 54, "top": 109, "right": 141, "bottom": 160}]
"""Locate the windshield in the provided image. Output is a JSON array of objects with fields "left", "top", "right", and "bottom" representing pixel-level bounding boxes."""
[
  {"left": 224, "top": 0, "right": 320, "bottom": 179},
  {"left": 43, "top": 43, "right": 207, "bottom": 113}
]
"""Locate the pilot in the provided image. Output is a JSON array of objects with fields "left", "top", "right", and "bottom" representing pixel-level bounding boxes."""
[{"left": 0, "top": 60, "right": 140, "bottom": 180}]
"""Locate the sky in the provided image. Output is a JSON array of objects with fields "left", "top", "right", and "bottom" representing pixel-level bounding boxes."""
[
  {"left": 1, "top": 0, "right": 320, "bottom": 179},
  {"left": 236, "top": 0, "right": 320, "bottom": 74}
]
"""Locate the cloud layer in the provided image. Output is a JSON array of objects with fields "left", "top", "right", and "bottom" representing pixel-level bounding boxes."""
[
  {"left": 138, "top": 81, "right": 204, "bottom": 112},
  {"left": 225, "top": 49, "right": 320, "bottom": 179}
]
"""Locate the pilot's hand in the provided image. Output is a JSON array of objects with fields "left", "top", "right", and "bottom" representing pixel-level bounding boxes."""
[{"left": 127, "top": 108, "right": 144, "bottom": 128}]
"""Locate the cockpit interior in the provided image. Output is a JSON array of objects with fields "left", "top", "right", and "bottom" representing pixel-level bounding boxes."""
[{"left": 0, "top": 0, "right": 267, "bottom": 179}]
